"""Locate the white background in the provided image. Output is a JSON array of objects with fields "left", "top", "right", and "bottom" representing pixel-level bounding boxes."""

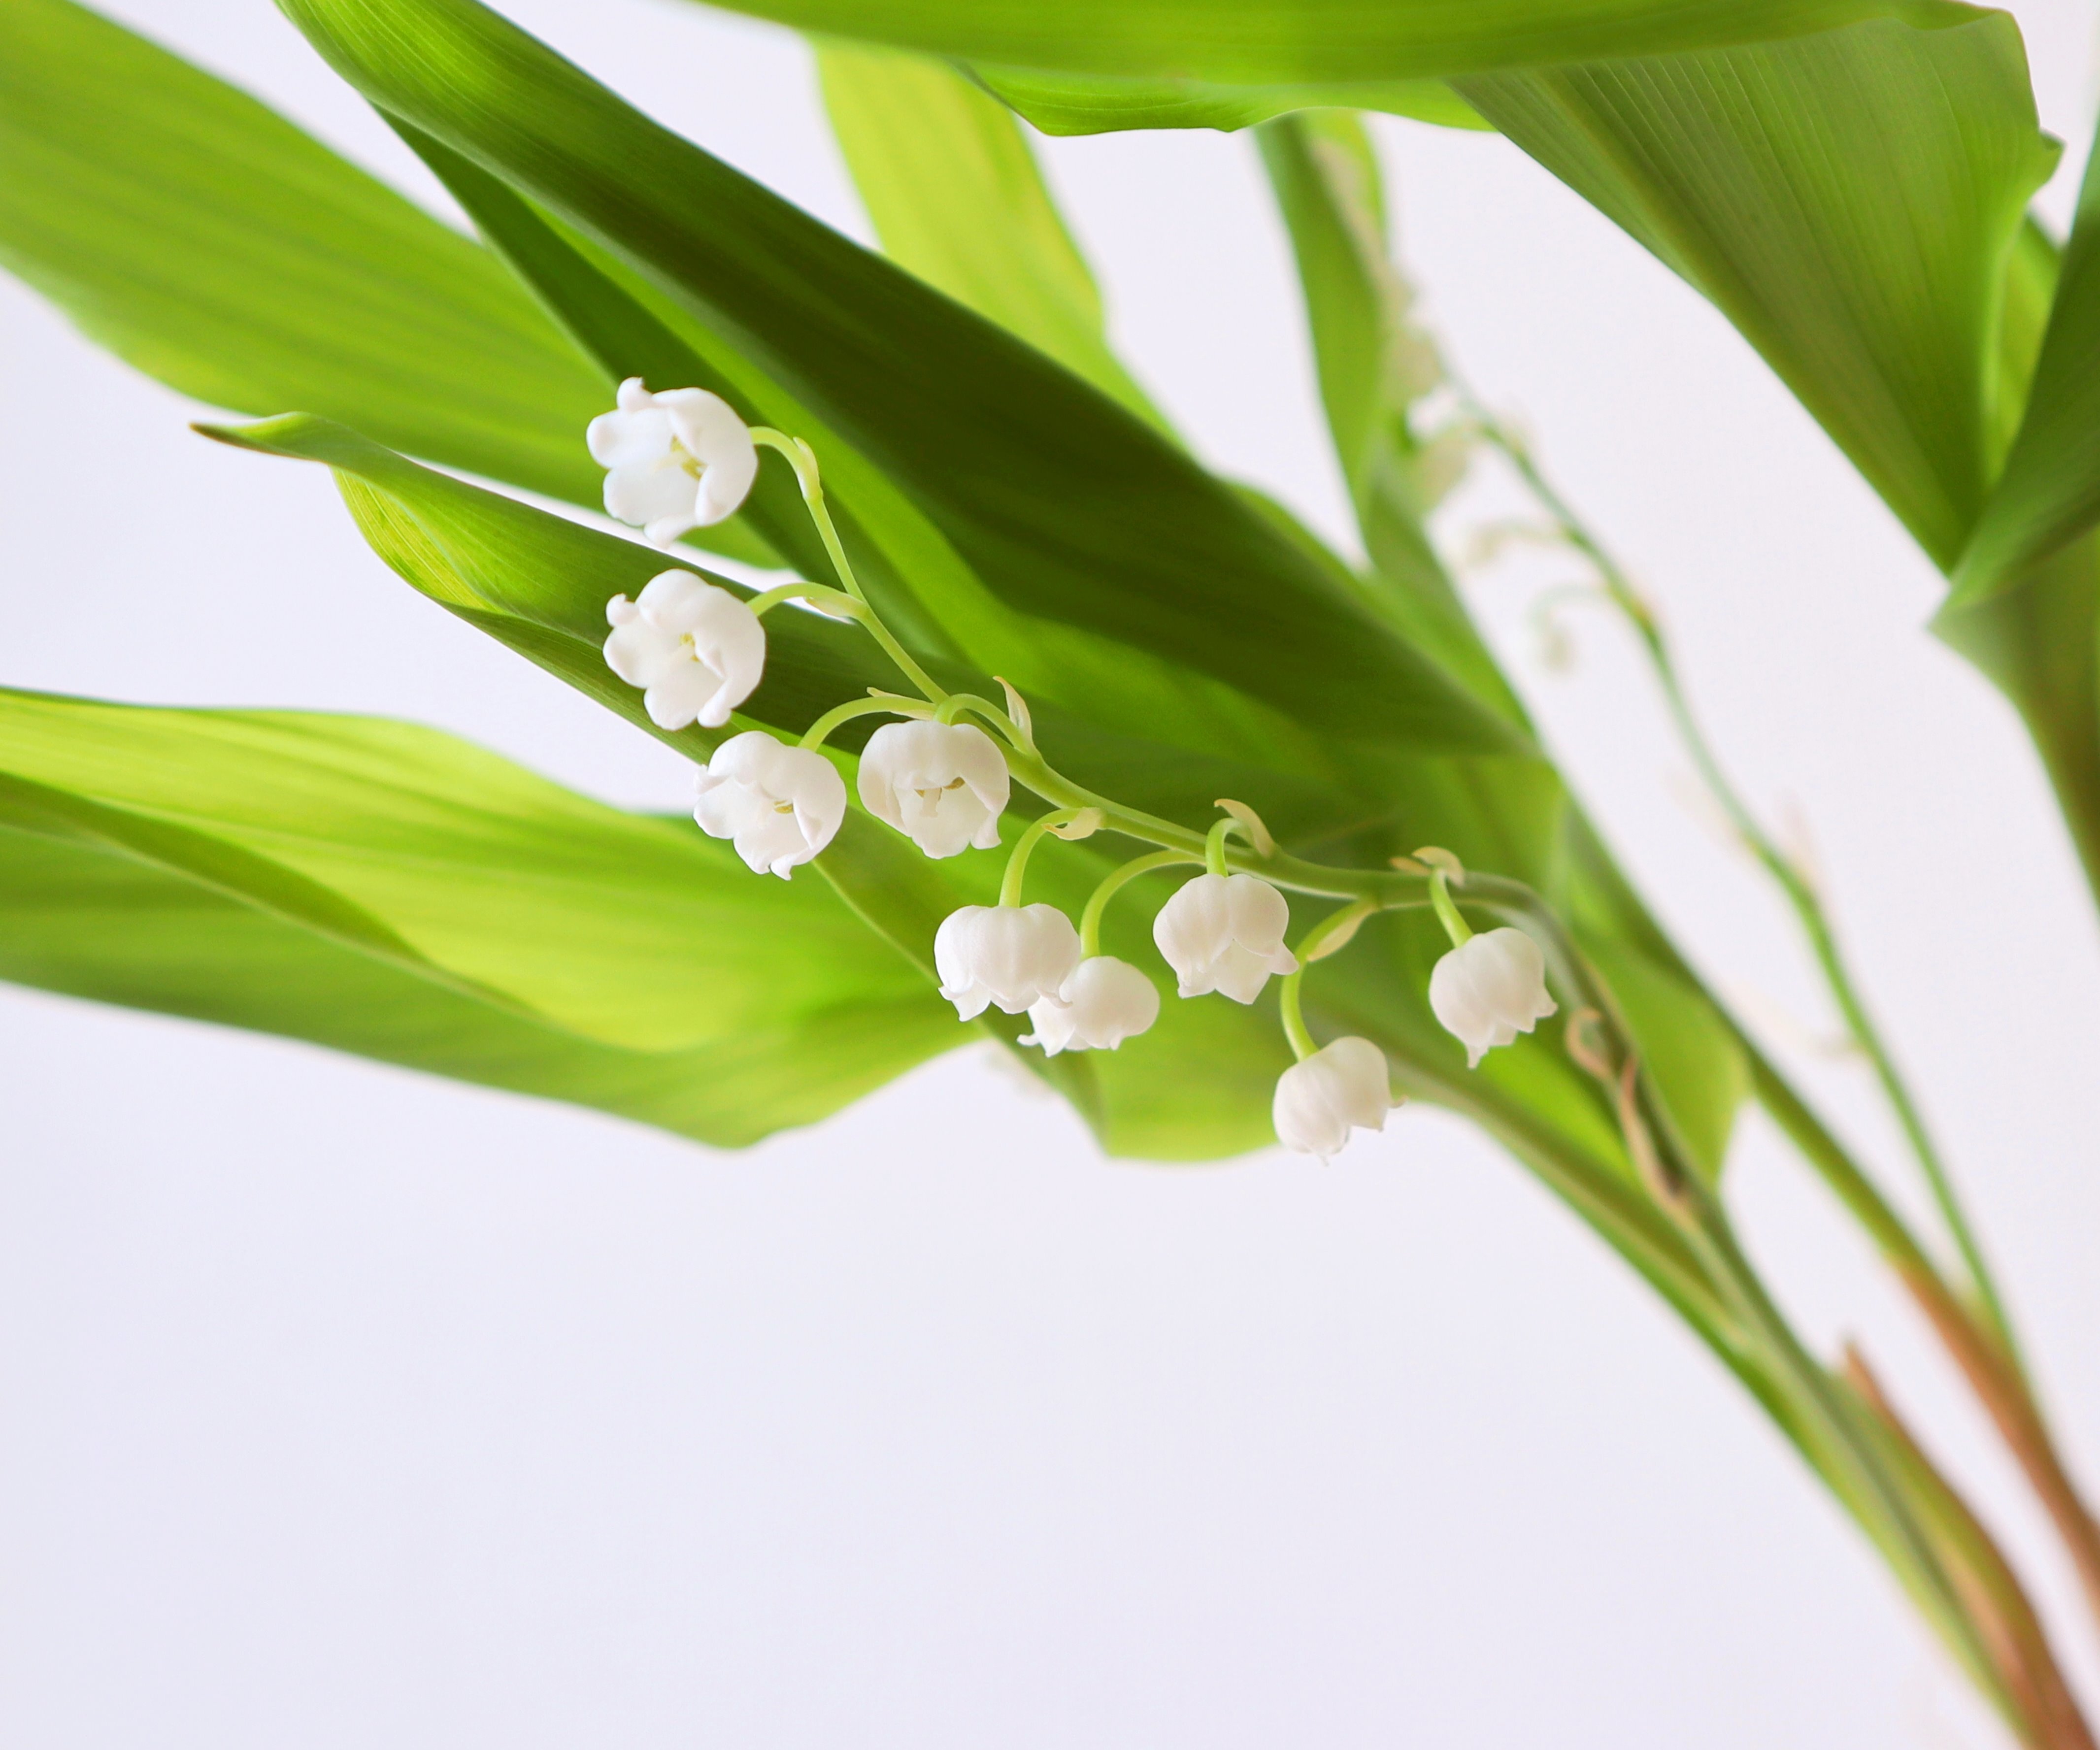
[{"left": 3, "top": 1, "right": 2098, "bottom": 1744}]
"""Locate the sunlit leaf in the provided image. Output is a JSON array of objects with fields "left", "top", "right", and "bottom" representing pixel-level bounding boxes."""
[
  {"left": 0, "top": 0, "right": 609, "bottom": 503},
  {"left": 678, "top": 0, "right": 1964, "bottom": 83},
  {"left": 816, "top": 41, "right": 1168, "bottom": 429},
  {"left": 971, "top": 66, "right": 1490, "bottom": 138},
  {"left": 0, "top": 688, "right": 960, "bottom": 1144}
]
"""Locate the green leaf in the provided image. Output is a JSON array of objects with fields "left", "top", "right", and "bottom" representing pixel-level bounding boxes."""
[
  {"left": 1457, "top": 12, "right": 2057, "bottom": 570},
  {"left": 815, "top": 42, "right": 1169, "bottom": 430},
  {"left": 1932, "top": 533, "right": 2100, "bottom": 898},
  {"left": 677, "top": 0, "right": 1969, "bottom": 84},
  {"left": 1953, "top": 123, "right": 2100, "bottom": 601},
  {"left": 0, "top": 0, "right": 609, "bottom": 506},
  {"left": 969, "top": 66, "right": 1491, "bottom": 138},
  {"left": 274, "top": 0, "right": 1518, "bottom": 762},
  {"left": 0, "top": 688, "right": 960, "bottom": 1145}
]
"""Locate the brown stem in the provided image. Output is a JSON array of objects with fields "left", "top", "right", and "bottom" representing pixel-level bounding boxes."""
[
  {"left": 1900, "top": 1262, "right": 2100, "bottom": 1636},
  {"left": 1845, "top": 1347, "right": 2096, "bottom": 1750}
]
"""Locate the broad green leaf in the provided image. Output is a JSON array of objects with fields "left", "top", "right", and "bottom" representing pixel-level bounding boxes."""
[
  {"left": 275, "top": 0, "right": 1518, "bottom": 761},
  {"left": 0, "top": 0, "right": 608, "bottom": 505},
  {"left": 680, "top": 0, "right": 1967, "bottom": 84},
  {"left": 1255, "top": 109, "right": 1520, "bottom": 715},
  {"left": 0, "top": 688, "right": 959, "bottom": 1144},
  {"left": 1953, "top": 124, "right": 2100, "bottom": 602},
  {"left": 969, "top": 66, "right": 1490, "bottom": 138},
  {"left": 1458, "top": 12, "right": 2057, "bottom": 569},
  {"left": 815, "top": 42, "right": 1168, "bottom": 430},
  {"left": 1933, "top": 534, "right": 2100, "bottom": 898}
]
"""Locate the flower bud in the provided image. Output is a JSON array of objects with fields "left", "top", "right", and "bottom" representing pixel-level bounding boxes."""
[
  {"left": 934, "top": 904, "right": 1082, "bottom": 1022},
  {"left": 1429, "top": 926, "right": 1558, "bottom": 1067},
  {"left": 1022, "top": 956, "right": 1160, "bottom": 1055},
  {"left": 693, "top": 731, "right": 846, "bottom": 878},
  {"left": 858, "top": 721, "right": 1010, "bottom": 859},
  {"left": 604, "top": 570, "right": 766, "bottom": 731},
  {"left": 1272, "top": 1036, "right": 1397, "bottom": 1160},
  {"left": 1152, "top": 872, "right": 1298, "bottom": 1003},
  {"left": 587, "top": 377, "right": 758, "bottom": 544}
]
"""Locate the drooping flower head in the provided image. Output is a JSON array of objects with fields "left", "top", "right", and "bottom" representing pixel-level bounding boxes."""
[
  {"left": 1273, "top": 1036, "right": 1397, "bottom": 1160},
  {"left": 603, "top": 570, "right": 766, "bottom": 730},
  {"left": 1429, "top": 926, "right": 1558, "bottom": 1067},
  {"left": 693, "top": 731, "right": 845, "bottom": 878},
  {"left": 1022, "top": 955, "right": 1161, "bottom": 1056},
  {"left": 934, "top": 904, "right": 1082, "bottom": 1021},
  {"left": 588, "top": 378, "right": 759, "bottom": 545},
  {"left": 1153, "top": 872, "right": 1299, "bottom": 1003},
  {"left": 858, "top": 720, "right": 1010, "bottom": 859}
]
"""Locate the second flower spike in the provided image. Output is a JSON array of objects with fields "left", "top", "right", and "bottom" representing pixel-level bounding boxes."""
[
  {"left": 693, "top": 731, "right": 845, "bottom": 877},
  {"left": 858, "top": 720, "right": 1010, "bottom": 858},
  {"left": 603, "top": 570, "right": 766, "bottom": 730},
  {"left": 1153, "top": 872, "right": 1298, "bottom": 1003}
]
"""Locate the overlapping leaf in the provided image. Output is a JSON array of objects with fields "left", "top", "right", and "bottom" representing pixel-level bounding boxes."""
[
  {"left": 274, "top": 0, "right": 1515, "bottom": 767},
  {"left": 1954, "top": 121, "right": 2100, "bottom": 602},
  {"left": 816, "top": 43, "right": 1168, "bottom": 428},
  {"left": 1458, "top": 12, "right": 2057, "bottom": 571},
  {"left": 0, "top": 688, "right": 959, "bottom": 1144},
  {"left": 969, "top": 67, "right": 1490, "bottom": 138},
  {"left": 679, "top": 0, "right": 1963, "bottom": 83},
  {"left": 0, "top": 0, "right": 611, "bottom": 504}
]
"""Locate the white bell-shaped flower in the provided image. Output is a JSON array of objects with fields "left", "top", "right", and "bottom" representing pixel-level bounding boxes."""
[
  {"left": 858, "top": 720, "right": 1009, "bottom": 859},
  {"left": 587, "top": 377, "right": 759, "bottom": 545},
  {"left": 1273, "top": 1036, "right": 1396, "bottom": 1160},
  {"left": 1022, "top": 956, "right": 1160, "bottom": 1055},
  {"left": 1429, "top": 926, "right": 1558, "bottom": 1067},
  {"left": 693, "top": 730, "right": 846, "bottom": 878},
  {"left": 934, "top": 904, "right": 1082, "bottom": 1021},
  {"left": 604, "top": 570, "right": 766, "bottom": 730},
  {"left": 1153, "top": 872, "right": 1299, "bottom": 1003}
]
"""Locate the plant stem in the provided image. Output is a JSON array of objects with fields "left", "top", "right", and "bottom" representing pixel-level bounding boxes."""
[
  {"left": 1473, "top": 405, "right": 2022, "bottom": 1368},
  {"left": 800, "top": 693, "right": 924, "bottom": 752},
  {"left": 1000, "top": 808, "right": 1082, "bottom": 907},
  {"left": 1078, "top": 850, "right": 1199, "bottom": 957}
]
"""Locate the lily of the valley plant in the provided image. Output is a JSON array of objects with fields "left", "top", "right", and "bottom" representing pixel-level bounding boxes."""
[{"left": 4, "top": 0, "right": 2100, "bottom": 1737}]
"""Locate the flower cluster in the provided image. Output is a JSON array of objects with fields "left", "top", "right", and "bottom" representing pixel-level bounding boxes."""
[{"left": 587, "top": 385, "right": 1560, "bottom": 1161}]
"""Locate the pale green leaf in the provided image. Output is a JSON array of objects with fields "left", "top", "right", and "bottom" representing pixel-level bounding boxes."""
[
  {"left": 0, "top": 689, "right": 960, "bottom": 1144},
  {"left": 815, "top": 42, "right": 1168, "bottom": 430},
  {"left": 0, "top": 0, "right": 609, "bottom": 504}
]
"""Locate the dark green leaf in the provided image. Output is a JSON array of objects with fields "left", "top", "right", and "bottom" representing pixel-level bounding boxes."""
[
  {"left": 1458, "top": 12, "right": 2057, "bottom": 569},
  {"left": 1953, "top": 123, "right": 2100, "bottom": 601},
  {"left": 275, "top": 0, "right": 1518, "bottom": 760}
]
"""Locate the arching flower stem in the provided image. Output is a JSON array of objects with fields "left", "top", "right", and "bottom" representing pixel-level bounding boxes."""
[
  {"left": 799, "top": 693, "right": 929, "bottom": 753},
  {"left": 743, "top": 580, "right": 860, "bottom": 621},
  {"left": 1204, "top": 815, "right": 1247, "bottom": 877},
  {"left": 750, "top": 427, "right": 866, "bottom": 605},
  {"left": 1277, "top": 897, "right": 1381, "bottom": 1062},
  {"left": 1078, "top": 850, "right": 1201, "bottom": 957},
  {"left": 999, "top": 808, "right": 1087, "bottom": 907},
  {"left": 1428, "top": 867, "right": 1473, "bottom": 947}
]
